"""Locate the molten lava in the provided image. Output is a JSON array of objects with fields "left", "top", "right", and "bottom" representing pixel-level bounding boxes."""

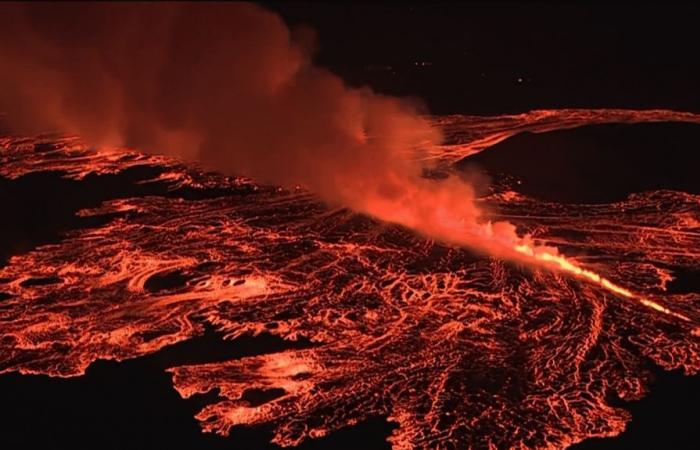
[
  {"left": 513, "top": 241, "right": 690, "bottom": 321},
  {"left": 0, "top": 109, "right": 699, "bottom": 450}
]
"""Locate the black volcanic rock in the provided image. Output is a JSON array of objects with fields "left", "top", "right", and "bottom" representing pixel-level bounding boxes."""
[{"left": 462, "top": 122, "right": 700, "bottom": 203}]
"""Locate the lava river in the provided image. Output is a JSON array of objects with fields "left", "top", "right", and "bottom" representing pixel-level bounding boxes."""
[{"left": 1, "top": 109, "right": 699, "bottom": 449}]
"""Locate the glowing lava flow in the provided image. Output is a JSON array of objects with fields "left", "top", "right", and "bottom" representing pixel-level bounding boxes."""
[
  {"left": 426, "top": 108, "right": 700, "bottom": 164},
  {"left": 513, "top": 242, "right": 691, "bottom": 321},
  {"left": 0, "top": 109, "right": 699, "bottom": 450}
]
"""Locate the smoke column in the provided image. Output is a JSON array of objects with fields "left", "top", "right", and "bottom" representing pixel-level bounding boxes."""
[
  {"left": 0, "top": 3, "right": 496, "bottom": 246},
  {"left": 0, "top": 2, "right": 692, "bottom": 319}
]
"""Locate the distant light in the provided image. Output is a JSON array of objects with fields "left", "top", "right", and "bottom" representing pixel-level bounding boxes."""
[{"left": 365, "top": 64, "right": 393, "bottom": 72}]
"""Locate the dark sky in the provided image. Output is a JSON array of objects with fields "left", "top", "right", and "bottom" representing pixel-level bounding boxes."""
[{"left": 264, "top": 2, "right": 700, "bottom": 115}]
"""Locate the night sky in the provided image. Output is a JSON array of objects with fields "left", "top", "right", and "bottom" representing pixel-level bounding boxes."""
[{"left": 265, "top": 3, "right": 700, "bottom": 115}]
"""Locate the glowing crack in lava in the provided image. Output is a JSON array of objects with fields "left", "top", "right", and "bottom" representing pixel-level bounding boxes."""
[{"left": 1, "top": 109, "right": 699, "bottom": 449}]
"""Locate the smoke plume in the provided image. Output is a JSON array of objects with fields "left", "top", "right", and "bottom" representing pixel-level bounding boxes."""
[
  {"left": 2, "top": 2, "right": 690, "bottom": 322},
  {"left": 0, "top": 2, "right": 528, "bottom": 259}
]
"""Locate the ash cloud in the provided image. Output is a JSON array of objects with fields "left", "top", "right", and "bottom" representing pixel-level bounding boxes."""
[
  {"left": 0, "top": 2, "right": 514, "bottom": 256},
  {"left": 2, "top": 2, "right": 663, "bottom": 316}
]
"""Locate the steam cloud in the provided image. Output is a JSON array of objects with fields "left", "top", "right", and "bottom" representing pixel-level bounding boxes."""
[{"left": 0, "top": 2, "right": 526, "bottom": 258}]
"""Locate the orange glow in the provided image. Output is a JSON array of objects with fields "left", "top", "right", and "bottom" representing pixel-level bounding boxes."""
[
  {"left": 513, "top": 242, "right": 690, "bottom": 321},
  {"left": 1, "top": 109, "right": 698, "bottom": 449}
]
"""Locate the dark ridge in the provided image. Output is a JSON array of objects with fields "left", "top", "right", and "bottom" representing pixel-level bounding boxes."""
[
  {"left": 143, "top": 270, "right": 195, "bottom": 293},
  {"left": 666, "top": 267, "right": 700, "bottom": 295},
  {"left": 196, "top": 260, "right": 225, "bottom": 271},
  {"left": 19, "top": 276, "right": 62, "bottom": 287},
  {"left": 33, "top": 142, "right": 60, "bottom": 153},
  {"left": 0, "top": 327, "right": 395, "bottom": 450},
  {"left": 460, "top": 122, "right": 700, "bottom": 204},
  {"left": 139, "top": 175, "right": 256, "bottom": 201},
  {"left": 241, "top": 387, "right": 287, "bottom": 407},
  {"left": 113, "top": 325, "right": 315, "bottom": 370},
  {"left": 0, "top": 291, "right": 12, "bottom": 301}
]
